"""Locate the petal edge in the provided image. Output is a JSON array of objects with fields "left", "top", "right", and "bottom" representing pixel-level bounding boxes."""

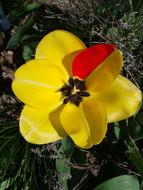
[{"left": 96, "top": 75, "right": 142, "bottom": 123}]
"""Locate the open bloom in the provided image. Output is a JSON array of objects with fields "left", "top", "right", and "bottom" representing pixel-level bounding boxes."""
[{"left": 12, "top": 30, "right": 142, "bottom": 149}]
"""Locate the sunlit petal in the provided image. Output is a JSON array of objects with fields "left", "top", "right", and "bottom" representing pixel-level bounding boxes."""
[
  {"left": 60, "top": 99, "right": 107, "bottom": 149},
  {"left": 95, "top": 75, "right": 142, "bottom": 123},
  {"left": 86, "top": 49, "right": 123, "bottom": 92},
  {"left": 35, "top": 30, "right": 86, "bottom": 64},
  {"left": 20, "top": 105, "right": 66, "bottom": 144},
  {"left": 12, "top": 59, "right": 68, "bottom": 111}
]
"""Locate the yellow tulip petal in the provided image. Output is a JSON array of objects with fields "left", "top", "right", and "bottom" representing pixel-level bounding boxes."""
[
  {"left": 60, "top": 99, "right": 107, "bottom": 149},
  {"left": 62, "top": 50, "right": 83, "bottom": 76},
  {"left": 35, "top": 30, "right": 86, "bottom": 64},
  {"left": 86, "top": 49, "right": 123, "bottom": 92},
  {"left": 49, "top": 105, "right": 67, "bottom": 138},
  {"left": 96, "top": 75, "right": 142, "bottom": 123},
  {"left": 12, "top": 59, "right": 68, "bottom": 111},
  {"left": 20, "top": 105, "right": 66, "bottom": 144}
]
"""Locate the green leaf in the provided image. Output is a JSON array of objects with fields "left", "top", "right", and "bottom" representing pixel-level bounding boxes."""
[
  {"left": 141, "top": 179, "right": 143, "bottom": 189},
  {"left": 128, "top": 115, "right": 143, "bottom": 141},
  {"left": 56, "top": 137, "right": 74, "bottom": 190},
  {"left": 114, "top": 122, "right": 121, "bottom": 140},
  {"left": 7, "top": 3, "right": 40, "bottom": 24},
  {"left": 126, "top": 135, "right": 143, "bottom": 177},
  {"left": 6, "top": 15, "right": 34, "bottom": 50},
  {"left": 135, "top": 112, "right": 143, "bottom": 128},
  {"left": 132, "top": 0, "right": 143, "bottom": 11},
  {"left": 22, "top": 43, "right": 36, "bottom": 61},
  {"left": 120, "top": 121, "right": 143, "bottom": 177},
  {"left": 95, "top": 175, "right": 140, "bottom": 190},
  {"left": 0, "top": 178, "right": 11, "bottom": 190}
]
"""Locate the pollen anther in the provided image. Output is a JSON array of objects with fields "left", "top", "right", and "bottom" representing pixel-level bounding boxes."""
[{"left": 59, "top": 78, "right": 90, "bottom": 106}]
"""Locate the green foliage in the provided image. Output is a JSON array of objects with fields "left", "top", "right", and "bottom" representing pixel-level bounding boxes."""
[
  {"left": 95, "top": 175, "right": 140, "bottom": 190},
  {"left": 6, "top": 15, "right": 34, "bottom": 50},
  {"left": 0, "top": 103, "right": 62, "bottom": 189},
  {"left": 119, "top": 120, "right": 143, "bottom": 177},
  {"left": 106, "top": 13, "right": 143, "bottom": 84},
  {"left": 56, "top": 137, "right": 74, "bottom": 189},
  {"left": 7, "top": 3, "right": 40, "bottom": 24},
  {"left": 22, "top": 43, "right": 36, "bottom": 61}
]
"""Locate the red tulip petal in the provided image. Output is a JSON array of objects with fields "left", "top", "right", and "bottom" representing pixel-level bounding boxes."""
[{"left": 72, "top": 44, "right": 116, "bottom": 79}]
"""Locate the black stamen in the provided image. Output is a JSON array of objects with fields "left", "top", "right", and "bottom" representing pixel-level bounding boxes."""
[
  {"left": 63, "top": 96, "right": 71, "bottom": 104},
  {"left": 70, "top": 94, "right": 82, "bottom": 106},
  {"left": 60, "top": 85, "right": 71, "bottom": 96},
  {"left": 59, "top": 78, "right": 90, "bottom": 106},
  {"left": 68, "top": 78, "right": 74, "bottom": 88},
  {"left": 77, "top": 91, "right": 90, "bottom": 97},
  {"left": 74, "top": 78, "right": 86, "bottom": 90}
]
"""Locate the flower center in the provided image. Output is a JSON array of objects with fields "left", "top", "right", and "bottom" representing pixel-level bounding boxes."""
[{"left": 59, "top": 78, "right": 90, "bottom": 106}]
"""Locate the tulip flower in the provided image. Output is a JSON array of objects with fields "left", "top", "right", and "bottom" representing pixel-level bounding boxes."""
[{"left": 12, "top": 30, "right": 142, "bottom": 149}]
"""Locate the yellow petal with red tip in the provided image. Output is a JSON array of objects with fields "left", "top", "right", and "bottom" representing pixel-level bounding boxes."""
[
  {"left": 20, "top": 105, "right": 66, "bottom": 144},
  {"left": 95, "top": 75, "right": 142, "bottom": 123},
  {"left": 12, "top": 59, "right": 68, "bottom": 111},
  {"left": 72, "top": 44, "right": 115, "bottom": 79},
  {"left": 62, "top": 50, "right": 83, "bottom": 76},
  {"left": 35, "top": 30, "right": 86, "bottom": 64},
  {"left": 60, "top": 99, "right": 107, "bottom": 149},
  {"left": 86, "top": 49, "right": 123, "bottom": 92}
]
